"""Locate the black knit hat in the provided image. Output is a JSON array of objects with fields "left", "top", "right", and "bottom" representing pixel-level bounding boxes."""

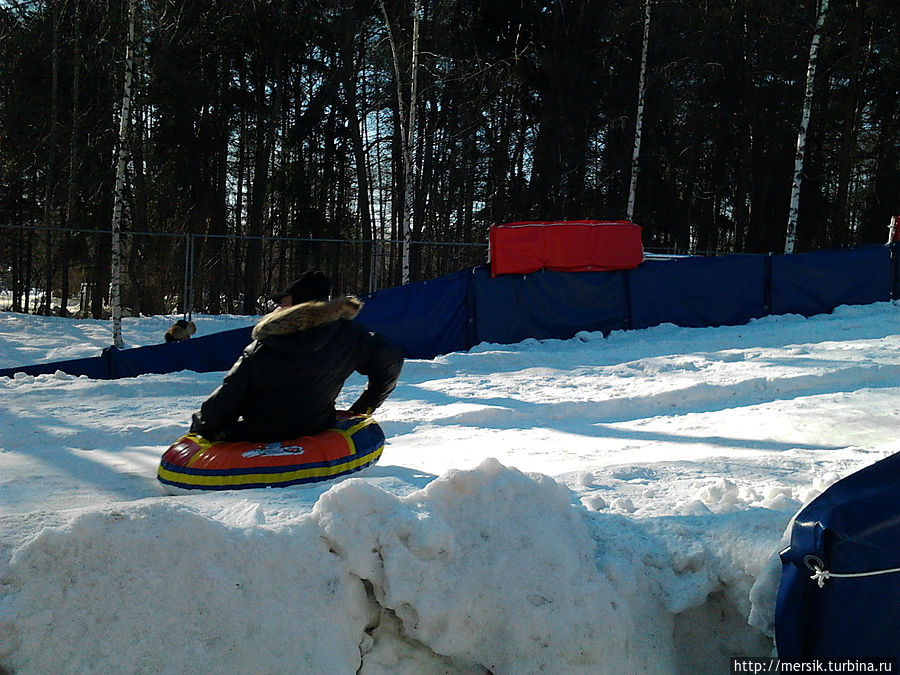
[{"left": 269, "top": 271, "right": 332, "bottom": 304}]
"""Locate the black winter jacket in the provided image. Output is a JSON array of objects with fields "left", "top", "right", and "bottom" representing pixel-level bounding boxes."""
[{"left": 190, "top": 296, "right": 403, "bottom": 441}]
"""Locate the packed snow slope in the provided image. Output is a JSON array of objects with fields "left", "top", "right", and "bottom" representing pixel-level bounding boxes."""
[{"left": 1, "top": 302, "right": 899, "bottom": 674}]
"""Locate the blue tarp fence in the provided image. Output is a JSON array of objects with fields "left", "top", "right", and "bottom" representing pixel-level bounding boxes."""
[{"left": 2, "top": 243, "right": 899, "bottom": 379}]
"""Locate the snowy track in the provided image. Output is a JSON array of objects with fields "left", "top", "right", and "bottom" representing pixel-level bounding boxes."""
[{"left": 2, "top": 303, "right": 900, "bottom": 673}]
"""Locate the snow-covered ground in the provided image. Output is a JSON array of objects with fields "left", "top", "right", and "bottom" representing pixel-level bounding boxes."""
[{"left": 1, "top": 301, "right": 899, "bottom": 674}]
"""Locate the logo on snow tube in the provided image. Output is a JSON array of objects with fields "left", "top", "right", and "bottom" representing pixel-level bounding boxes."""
[{"left": 242, "top": 442, "right": 305, "bottom": 458}]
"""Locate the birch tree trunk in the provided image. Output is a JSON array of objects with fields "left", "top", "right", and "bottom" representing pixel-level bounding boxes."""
[
  {"left": 784, "top": 0, "right": 829, "bottom": 255},
  {"left": 380, "top": 0, "right": 420, "bottom": 285},
  {"left": 42, "top": 0, "right": 60, "bottom": 316},
  {"left": 62, "top": 0, "right": 82, "bottom": 317},
  {"left": 627, "top": 0, "right": 651, "bottom": 223},
  {"left": 110, "top": 0, "right": 136, "bottom": 347}
]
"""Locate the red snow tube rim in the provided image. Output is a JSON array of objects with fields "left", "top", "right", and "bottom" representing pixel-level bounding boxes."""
[{"left": 156, "top": 413, "right": 385, "bottom": 493}]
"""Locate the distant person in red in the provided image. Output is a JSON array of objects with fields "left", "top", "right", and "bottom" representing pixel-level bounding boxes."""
[{"left": 190, "top": 271, "right": 403, "bottom": 441}]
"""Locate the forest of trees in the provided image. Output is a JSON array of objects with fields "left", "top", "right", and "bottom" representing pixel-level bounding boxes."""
[{"left": 0, "top": 0, "right": 898, "bottom": 317}]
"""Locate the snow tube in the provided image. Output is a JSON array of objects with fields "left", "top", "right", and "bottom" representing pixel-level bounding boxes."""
[
  {"left": 157, "top": 413, "right": 384, "bottom": 493},
  {"left": 775, "top": 451, "right": 900, "bottom": 659}
]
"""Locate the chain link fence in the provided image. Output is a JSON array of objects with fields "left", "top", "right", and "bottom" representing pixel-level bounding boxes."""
[{"left": 1, "top": 224, "right": 489, "bottom": 317}]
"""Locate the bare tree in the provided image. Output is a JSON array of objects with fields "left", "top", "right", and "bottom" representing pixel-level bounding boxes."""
[
  {"left": 380, "top": 0, "right": 421, "bottom": 285},
  {"left": 41, "top": 0, "right": 61, "bottom": 316},
  {"left": 785, "top": 0, "right": 829, "bottom": 255},
  {"left": 627, "top": 0, "right": 651, "bottom": 223},
  {"left": 61, "top": 0, "right": 82, "bottom": 317},
  {"left": 110, "top": 0, "right": 136, "bottom": 347},
  {"left": 338, "top": 3, "right": 375, "bottom": 291}
]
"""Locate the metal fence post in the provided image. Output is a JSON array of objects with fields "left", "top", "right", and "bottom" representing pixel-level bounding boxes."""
[{"left": 183, "top": 232, "right": 195, "bottom": 320}]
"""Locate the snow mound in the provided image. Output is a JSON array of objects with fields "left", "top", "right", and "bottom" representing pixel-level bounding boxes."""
[{"left": 0, "top": 460, "right": 778, "bottom": 674}]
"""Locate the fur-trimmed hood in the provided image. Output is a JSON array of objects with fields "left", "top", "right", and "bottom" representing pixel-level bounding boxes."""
[{"left": 251, "top": 296, "right": 363, "bottom": 341}]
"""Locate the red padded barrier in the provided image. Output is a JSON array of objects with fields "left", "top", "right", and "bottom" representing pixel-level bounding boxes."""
[{"left": 489, "top": 221, "right": 643, "bottom": 277}]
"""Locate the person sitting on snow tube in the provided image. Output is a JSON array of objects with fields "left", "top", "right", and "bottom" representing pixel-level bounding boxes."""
[{"left": 189, "top": 270, "right": 403, "bottom": 442}]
